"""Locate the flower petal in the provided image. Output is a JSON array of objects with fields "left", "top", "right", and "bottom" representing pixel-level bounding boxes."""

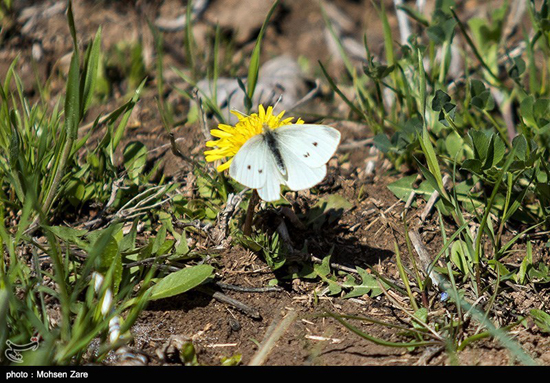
[{"left": 203, "top": 104, "right": 302, "bottom": 171}]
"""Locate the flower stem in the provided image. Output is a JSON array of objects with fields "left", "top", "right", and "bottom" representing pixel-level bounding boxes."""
[{"left": 243, "top": 189, "right": 259, "bottom": 236}]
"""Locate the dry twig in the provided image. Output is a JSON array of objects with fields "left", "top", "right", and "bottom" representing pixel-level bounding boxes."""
[
  {"left": 197, "top": 286, "right": 261, "bottom": 319},
  {"left": 421, "top": 174, "right": 452, "bottom": 222}
]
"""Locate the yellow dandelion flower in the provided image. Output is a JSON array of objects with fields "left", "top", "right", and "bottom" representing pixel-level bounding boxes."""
[{"left": 204, "top": 105, "right": 304, "bottom": 172}]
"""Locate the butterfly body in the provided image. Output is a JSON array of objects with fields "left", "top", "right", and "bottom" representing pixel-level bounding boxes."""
[
  {"left": 262, "top": 125, "right": 287, "bottom": 175},
  {"left": 229, "top": 124, "right": 341, "bottom": 202}
]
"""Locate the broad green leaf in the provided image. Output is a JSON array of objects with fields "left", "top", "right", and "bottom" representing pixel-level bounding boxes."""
[
  {"left": 314, "top": 259, "right": 341, "bottom": 296},
  {"left": 138, "top": 241, "right": 154, "bottom": 261},
  {"left": 387, "top": 175, "right": 418, "bottom": 201},
  {"left": 66, "top": 0, "right": 78, "bottom": 51},
  {"left": 528, "top": 263, "right": 550, "bottom": 284},
  {"left": 488, "top": 260, "right": 512, "bottom": 279},
  {"left": 173, "top": 230, "right": 189, "bottom": 256},
  {"left": 520, "top": 96, "right": 536, "bottom": 127},
  {"left": 461, "top": 158, "right": 483, "bottom": 173},
  {"left": 65, "top": 179, "right": 87, "bottom": 206},
  {"left": 316, "top": 255, "right": 332, "bottom": 276},
  {"left": 470, "top": 79, "right": 486, "bottom": 97},
  {"left": 97, "top": 235, "right": 120, "bottom": 274},
  {"left": 82, "top": 27, "right": 102, "bottom": 115},
  {"left": 509, "top": 56, "right": 526, "bottom": 80},
  {"left": 149, "top": 264, "right": 214, "bottom": 300},
  {"left": 221, "top": 354, "right": 242, "bottom": 366},
  {"left": 482, "top": 134, "right": 506, "bottom": 169},
  {"left": 534, "top": 98, "right": 550, "bottom": 127},
  {"left": 45, "top": 225, "right": 88, "bottom": 244},
  {"left": 471, "top": 90, "right": 495, "bottom": 111},
  {"left": 119, "top": 220, "right": 138, "bottom": 253},
  {"left": 343, "top": 267, "right": 386, "bottom": 298},
  {"left": 306, "top": 195, "right": 352, "bottom": 229},
  {"left": 363, "top": 62, "right": 394, "bottom": 80},
  {"left": 512, "top": 135, "right": 528, "bottom": 161},
  {"left": 179, "top": 342, "right": 199, "bottom": 366},
  {"left": 152, "top": 225, "right": 167, "bottom": 255},
  {"left": 413, "top": 308, "right": 428, "bottom": 327},
  {"left": 431, "top": 90, "right": 451, "bottom": 112},
  {"left": 530, "top": 309, "right": 550, "bottom": 333},
  {"left": 514, "top": 241, "right": 532, "bottom": 284},
  {"left": 65, "top": 0, "right": 82, "bottom": 138},
  {"left": 373, "top": 133, "right": 393, "bottom": 153},
  {"left": 379, "top": 2, "right": 394, "bottom": 67},
  {"left": 414, "top": 159, "right": 455, "bottom": 212},
  {"left": 426, "top": 25, "right": 446, "bottom": 44},
  {"left": 418, "top": 125, "right": 445, "bottom": 193},
  {"left": 110, "top": 79, "right": 146, "bottom": 151},
  {"left": 469, "top": 130, "right": 490, "bottom": 161},
  {"left": 123, "top": 141, "right": 147, "bottom": 183},
  {"left": 445, "top": 131, "right": 464, "bottom": 159},
  {"left": 450, "top": 240, "right": 470, "bottom": 275},
  {"left": 262, "top": 232, "right": 286, "bottom": 271},
  {"left": 65, "top": 51, "right": 81, "bottom": 139}
]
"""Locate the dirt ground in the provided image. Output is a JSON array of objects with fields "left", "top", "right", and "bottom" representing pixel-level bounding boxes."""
[{"left": 3, "top": 0, "right": 550, "bottom": 366}]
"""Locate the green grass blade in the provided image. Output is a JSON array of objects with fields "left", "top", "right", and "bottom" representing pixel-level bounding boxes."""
[
  {"left": 319, "top": 61, "right": 365, "bottom": 119},
  {"left": 81, "top": 27, "right": 102, "bottom": 115},
  {"left": 184, "top": 0, "right": 197, "bottom": 80},
  {"left": 246, "top": 0, "right": 280, "bottom": 101}
]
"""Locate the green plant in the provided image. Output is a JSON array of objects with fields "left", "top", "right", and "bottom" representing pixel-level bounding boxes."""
[
  {"left": 0, "top": 1, "right": 221, "bottom": 366},
  {"left": 316, "top": 0, "right": 550, "bottom": 364}
]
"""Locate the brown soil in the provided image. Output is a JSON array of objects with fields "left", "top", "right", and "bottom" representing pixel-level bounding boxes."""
[{"left": 3, "top": 0, "right": 550, "bottom": 366}]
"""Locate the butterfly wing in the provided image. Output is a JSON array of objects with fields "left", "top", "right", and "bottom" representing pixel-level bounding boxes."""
[
  {"left": 275, "top": 124, "right": 341, "bottom": 168},
  {"left": 275, "top": 146, "right": 327, "bottom": 190},
  {"left": 229, "top": 133, "right": 284, "bottom": 202},
  {"left": 229, "top": 124, "right": 340, "bottom": 201},
  {"left": 229, "top": 134, "right": 269, "bottom": 189},
  {"left": 256, "top": 154, "right": 285, "bottom": 202},
  {"left": 274, "top": 124, "right": 340, "bottom": 191}
]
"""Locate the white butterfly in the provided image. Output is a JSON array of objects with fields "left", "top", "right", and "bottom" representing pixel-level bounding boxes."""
[{"left": 229, "top": 124, "right": 341, "bottom": 202}]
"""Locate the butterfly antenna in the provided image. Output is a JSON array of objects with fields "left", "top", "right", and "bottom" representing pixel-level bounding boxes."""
[
  {"left": 273, "top": 93, "right": 283, "bottom": 110},
  {"left": 231, "top": 108, "right": 249, "bottom": 118}
]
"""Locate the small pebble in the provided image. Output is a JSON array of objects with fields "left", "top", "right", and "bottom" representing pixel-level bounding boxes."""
[{"left": 229, "top": 318, "right": 241, "bottom": 332}]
